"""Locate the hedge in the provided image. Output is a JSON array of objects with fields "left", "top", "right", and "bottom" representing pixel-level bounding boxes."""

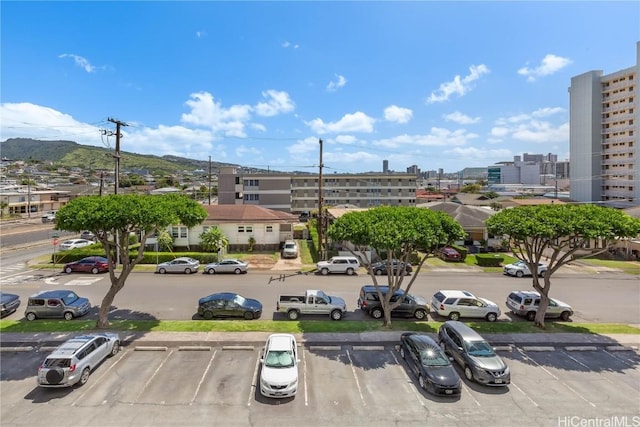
[{"left": 475, "top": 254, "right": 504, "bottom": 267}]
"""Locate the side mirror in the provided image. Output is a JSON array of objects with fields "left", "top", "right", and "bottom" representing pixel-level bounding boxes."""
[
  {"left": 259, "top": 358, "right": 264, "bottom": 363},
  {"left": 449, "top": 357, "right": 454, "bottom": 361},
  {"left": 457, "top": 346, "right": 464, "bottom": 352}
]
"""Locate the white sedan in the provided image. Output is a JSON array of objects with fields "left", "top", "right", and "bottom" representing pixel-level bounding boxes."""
[
  {"left": 58, "top": 239, "right": 94, "bottom": 251},
  {"left": 203, "top": 259, "right": 249, "bottom": 274},
  {"left": 503, "top": 261, "right": 548, "bottom": 278},
  {"left": 259, "top": 334, "right": 299, "bottom": 398}
]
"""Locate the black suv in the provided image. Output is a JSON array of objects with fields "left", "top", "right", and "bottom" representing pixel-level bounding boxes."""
[{"left": 357, "top": 285, "right": 429, "bottom": 320}]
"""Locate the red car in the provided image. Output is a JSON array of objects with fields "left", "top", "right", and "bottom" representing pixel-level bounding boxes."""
[
  {"left": 438, "top": 247, "right": 461, "bottom": 262},
  {"left": 63, "top": 256, "right": 112, "bottom": 274}
]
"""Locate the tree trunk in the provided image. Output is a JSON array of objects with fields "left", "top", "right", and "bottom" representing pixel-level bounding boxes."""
[
  {"left": 96, "top": 274, "right": 126, "bottom": 328},
  {"left": 534, "top": 292, "right": 549, "bottom": 329},
  {"left": 383, "top": 308, "right": 392, "bottom": 328}
]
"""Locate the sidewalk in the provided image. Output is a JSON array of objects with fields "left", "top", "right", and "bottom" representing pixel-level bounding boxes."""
[{"left": 1, "top": 330, "right": 639, "bottom": 349}]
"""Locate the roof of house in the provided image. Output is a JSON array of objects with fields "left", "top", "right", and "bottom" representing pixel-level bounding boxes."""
[
  {"left": 420, "top": 201, "right": 496, "bottom": 228},
  {"left": 203, "top": 205, "right": 298, "bottom": 223}
]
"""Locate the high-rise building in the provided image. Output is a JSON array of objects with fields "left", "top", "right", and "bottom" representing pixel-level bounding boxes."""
[
  {"left": 568, "top": 41, "right": 639, "bottom": 207},
  {"left": 383, "top": 160, "right": 389, "bottom": 173}
]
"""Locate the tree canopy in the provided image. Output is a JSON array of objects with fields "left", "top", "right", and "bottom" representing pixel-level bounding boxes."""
[
  {"left": 328, "top": 206, "right": 466, "bottom": 326},
  {"left": 56, "top": 194, "right": 208, "bottom": 327},
  {"left": 486, "top": 204, "right": 640, "bottom": 327}
]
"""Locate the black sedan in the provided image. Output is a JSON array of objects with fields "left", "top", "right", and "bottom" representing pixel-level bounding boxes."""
[
  {"left": 0, "top": 292, "right": 21, "bottom": 318},
  {"left": 399, "top": 332, "right": 461, "bottom": 396},
  {"left": 370, "top": 260, "right": 412, "bottom": 276},
  {"left": 197, "top": 292, "right": 262, "bottom": 320}
]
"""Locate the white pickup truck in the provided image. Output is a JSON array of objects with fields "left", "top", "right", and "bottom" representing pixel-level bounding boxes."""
[{"left": 276, "top": 290, "right": 347, "bottom": 320}]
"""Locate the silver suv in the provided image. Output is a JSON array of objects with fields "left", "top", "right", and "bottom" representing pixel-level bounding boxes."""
[
  {"left": 37, "top": 333, "right": 120, "bottom": 387},
  {"left": 282, "top": 240, "right": 299, "bottom": 259},
  {"left": 316, "top": 256, "right": 361, "bottom": 275},
  {"left": 431, "top": 290, "right": 501, "bottom": 322},
  {"left": 506, "top": 290, "right": 573, "bottom": 321}
]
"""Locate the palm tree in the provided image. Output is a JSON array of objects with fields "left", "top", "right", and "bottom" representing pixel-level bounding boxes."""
[{"left": 200, "top": 227, "right": 229, "bottom": 253}]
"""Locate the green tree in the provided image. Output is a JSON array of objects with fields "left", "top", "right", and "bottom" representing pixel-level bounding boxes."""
[
  {"left": 327, "top": 206, "right": 465, "bottom": 327},
  {"left": 55, "top": 194, "right": 208, "bottom": 328},
  {"left": 199, "top": 227, "right": 229, "bottom": 253},
  {"left": 486, "top": 204, "right": 640, "bottom": 328},
  {"left": 460, "top": 183, "right": 481, "bottom": 193},
  {"left": 156, "top": 229, "right": 174, "bottom": 251},
  {"left": 0, "top": 201, "right": 7, "bottom": 218},
  {"left": 484, "top": 191, "right": 499, "bottom": 199}
]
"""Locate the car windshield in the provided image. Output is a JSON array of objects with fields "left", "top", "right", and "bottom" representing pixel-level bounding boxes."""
[
  {"left": 61, "top": 292, "right": 79, "bottom": 305},
  {"left": 419, "top": 346, "right": 450, "bottom": 367},
  {"left": 233, "top": 294, "right": 247, "bottom": 306},
  {"left": 465, "top": 340, "right": 496, "bottom": 357},
  {"left": 264, "top": 350, "right": 295, "bottom": 368}
]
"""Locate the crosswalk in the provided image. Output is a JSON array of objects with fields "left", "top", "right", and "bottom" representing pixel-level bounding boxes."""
[{"left": 0, "top": 263, "right": 103, "bottom": 287}]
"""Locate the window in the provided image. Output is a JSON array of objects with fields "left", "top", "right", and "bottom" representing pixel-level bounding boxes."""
[
  {"left": 266, "top": 225, "right": 273, "bottom": 233},
  {"left": 47, "top": 299, "right": 61, "bottom": 307},
  {"left": 238, "top": 226, "right": 245, "bottom": 233},
  {"left": 171, "top": 227, "right": 187, "bottom": 238},
  {"left": 29, "top": 299, "right": 45, "bottom": 306}
]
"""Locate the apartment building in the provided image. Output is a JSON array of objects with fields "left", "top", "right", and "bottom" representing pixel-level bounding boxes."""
[
  {"left": 569, "top": 41, "right": 639, "bottom": 207},
  {"left": 217, "top": 167, "right": 417, "bottom": 213}
]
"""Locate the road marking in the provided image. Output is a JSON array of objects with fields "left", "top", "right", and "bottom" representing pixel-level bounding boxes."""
[
  {"left": 132, "top": 349, "right": 173, "bottom": 405},
  {"left": 603, "top": 349, "right": 637, "bottom": 368},
  {"left": 509, "top": 381, "right": 539, "bottom": 407},
  {"left": 190, "top": 349, "right": 217, "bottom": 405},
  {"left": 64, "top": 277, "right": 103, "bottom": 286},
  {"left": 346, "top": 349, "right": 366, "bottom": 406},
  {"left": 461, "top": 382, "right": 481, "bottom": 406},
  {"left": 248, "top": 349, "right": 261, "bottom": 406},
  {"left": 391, "top": 349, "right": 425, "bottom": 407},
  {"left": 302, "top": 345, "right": 309, "bottom": 406},
  {"left": 72, "top": 348, "right": 128, "bottom": 406}
]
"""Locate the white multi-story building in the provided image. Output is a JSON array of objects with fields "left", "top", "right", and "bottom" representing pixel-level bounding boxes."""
[{"left": 569, "top": 41, "right": 639, "bottom": 208}]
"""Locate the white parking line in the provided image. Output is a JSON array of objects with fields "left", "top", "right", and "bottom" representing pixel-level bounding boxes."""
[
  {"left": 509, "top": 381, "right": 539, "bottom": 408},
  {"left": 461, "top": 382, "right": 480, "bottom": 407},
  {"left": 390, "top": 349, "right": 425, "bottom": 408},
  {"left": 190, "top": 349, "right": 217, "bottom": 405},
  {"left": 64, "top": 277, "right": 103, "bottom": 286},
  {"left": 302, "top": 346, "right": 309, "bottom": 406},
  {"left": 345, "top": 349, "right": 366, "bottom": 406},
  {"left": 132, "top": 349, "right": 174, "bottom": 405},
  {"left": 72, "top": 348, "right": 129, "bottom": 407},
  {"left": 603, "top": 349, "right": 637, "bottom": 368},
  {"left": 248, "top": 348, "right": 261, "bottom": 406}
]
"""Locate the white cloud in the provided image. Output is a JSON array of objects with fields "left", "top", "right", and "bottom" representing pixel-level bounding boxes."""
[
  {"left": 196, "top": 31, "right": 207, "bottom": 39},
  {"left": 323, "top": 150, "right": 379, "bottom": 164},
  {"left": 427, "top": 64, "right": 490, "bottom": 103},
  {"left": 443, "top": 111, "right": 480, "bottom": 125},
  {"left": 125, "top": 125, "right": 215, "bottom": 159},
  {"left": 383, "top": 105, "right": 413, "bottom": 124},
  {"left": 326, "top": 74, "right": 347, "bottom": 92},
  {"left": 282, "top": 41, "right": 299, "bottom": 49},
  {"left": 446, "top": 146, "right": 512, "bottom": 161},
  {"left": 372, "top": 127, "right": 478, "bottom": 149},
  {"left": 254, "top": 90, "right": 295, "bottom": 117},
  {"left": 288, "top": 136, "right": 322, "bottom": 155},
  {"left": 180, "top": 92, "right": 252, "bottom": 137},
  {"left": 332, "top": 135, "right": 364, "bottom": 145},
  {"left": 58, "top": 54, "right": 97, "bottom": 73},
  {"left": 518, "top": 54, "right": 572, "bottom": 82},
  {"left": 305, "top": 112, "right": 375, "bottom": 134},
  {"left": 491, "top": 108, "right": 568, "bottom": 143},
  {"left": 235, "top": 145, "right": 261, "bottom": 157}
]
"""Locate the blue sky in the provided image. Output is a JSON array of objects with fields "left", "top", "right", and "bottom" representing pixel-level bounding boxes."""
[{"left": 1, "top": 1, "right": 639, "bottom": 174}]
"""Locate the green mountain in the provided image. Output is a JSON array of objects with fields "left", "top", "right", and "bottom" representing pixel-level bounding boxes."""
[{"left": 0, "top": 138, "right": 242, "bottom": 175}]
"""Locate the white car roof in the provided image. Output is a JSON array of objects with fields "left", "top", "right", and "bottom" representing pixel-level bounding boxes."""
[{"left": 267, "top": 334, "right": 296, "bottom": 351}]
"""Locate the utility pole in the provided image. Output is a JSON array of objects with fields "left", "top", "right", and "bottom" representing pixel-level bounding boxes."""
[
  {"left": 103, "top": 118, "right": 129, "bottom": 195},
  {"left": 208, "top": 156, "right": 212, "bottom": 205},
  {"left": 318, "top": 139, "right": 325, "bottom": 261}
]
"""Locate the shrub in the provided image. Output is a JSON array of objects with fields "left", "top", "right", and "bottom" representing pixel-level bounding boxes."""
[{"left": 475, "top": 254, "right": 504, "bottom": 267}]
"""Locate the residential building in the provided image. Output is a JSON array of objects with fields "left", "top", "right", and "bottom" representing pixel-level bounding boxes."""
[
  {"left": 0, "top": 188, "right": 70, "bottom": 218},
  {"left": 569, "top": 41, "right": 639, "bottom": 208},
  {"left": 217, "top": 167, "right": 418, "bottom": 213}
]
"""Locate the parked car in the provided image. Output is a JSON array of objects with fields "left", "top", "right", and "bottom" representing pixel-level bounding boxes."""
[
  {"left": 197, "top": 292, "right": 262, "bottom": 320},
  {"left": 282, "top": 240, "right": 299, "bottom": 259},
  {"left": 80, "top": 230, "right": 96, "bottom": 241},
  {"left": 430, "top": 290, "right": 501, "bottom": 322},
  {"left": 438, "top": 321, "right": 510, "bottom": 386},
  {"left": 63, "top": 256, "right": 111, "bottom": 274},
  {"left": 316, "top": 256, "right": 361, "bottom": 275},
  {"left": 41, "top": 212, "right": 56, "bottom": 223},
  {"left": 506, "top": 290, "right": 573, "bottom": 321},
  {"left": 59, "top": 239, "right": 93, "bottom": 251},
  {"left": 357, "top": 285, "right": 429, "bottom": 320},
  {"left": 203, "top": 259, "right": 248, "bottom": 274},
  {"left": 25, "top": 290, "right": 91, "bottom": 321},
  {"left": 437, "top": 247, "right": 462, "bottom": 262},
  {"left": 399, "top": 332, "right": 461, "bottom": 396},
  {"left": 259, "top": 333, "right": 299, "bottom": 398},
  {"left": 156, "top": 257, "right": 200, "bottom": 274},
  {"left": 277, "top": 290, "right": 346, "bottom": 320},
  {"left": 503, "top": 261, "right": 548, "bottom": 278},
  {"left": 0, "top": 292, "right": 21, "bottom": 318},
  {"left": 37, "top": 333, "right": 120, "bottom": 387},
  {"left": 370, "top": 260, "right": 412, "bottom": 276}
]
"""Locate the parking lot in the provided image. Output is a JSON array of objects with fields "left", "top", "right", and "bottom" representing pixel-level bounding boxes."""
[{"left": 1, "top": 343, "right": 639, "bottom": 426}]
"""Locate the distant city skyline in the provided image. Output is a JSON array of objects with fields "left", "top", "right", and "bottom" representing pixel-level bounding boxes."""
[{"left": 1, "top": 2, "right": 638, "bottom": 173}]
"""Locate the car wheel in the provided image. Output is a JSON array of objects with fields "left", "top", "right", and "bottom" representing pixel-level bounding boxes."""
[
  {"left": 330, "top": 309, "right": 343, "bottom": 321},
  {"left": 560, "top": 311, "right": 571, "bottom": 321},
  {"left": 234, "top": 268, "right": 242, "bottom": 274},
  {"left": 202, "top": 310, "right": 214, "bottom": 320},
  {"left": 65, "top": 267, "right": 73, "bottom": 274},
  {"left": 400, "top": 347, "right": 406, "bottom": 359},
  {"left": 26, "top": 312, "right": 36, "bottom": 321},
  {"left": 526, "top": 311, "right": 536, "bottom": 321},
  {"left": 243, "top": 311, "right": 254, "bottom": 320},
  {"left": 184, "top": 268, "right": 192, "bottom": 274},
  {"left": 158, "top": 268, "right": 166, "bottom": 274},
  {"left": 320, "top": 268, "right": 329, "bottom": 276},
  {"left": 91, "top": 267, "right": 99, "bottom": 274},
  {"left": 516, "top": 271, "right": 524, "bottom": 278},
  {"left": 110, "top": 341, "right": 120, "bottom": 357},
  {"left": 418, "top": 374, "right": 426, "bottom": 390},
  {"left": 448, "top": 312, "right": 460, "bottom": 321},
  {"left": 78, "top": 367, "right": 91, "bottom": 386},
  {"left": 63, "top": 311, "right": 74, "bottom": 321},
  {"left": 375, "top": 269, "right": 384, "bottom": 276},
  {"left": 371, "top": 308, "right": 383, "bottom": 319},
  {"left": 287, "top": 310, "right": 300, "bottom": 320},
  {"left": 486, "top": 312, "right": 498, "bottom": 322},
  {"left": 207, "top": 268, "right": 215, "bottom": 275},
  {"left": 346, "top": 268, "right": 354, "bottom": 275},
  {"left": 414, "top": 309, "right": 427, "bottom": 320},
  {"left": 464, "top": 366, "right": 474, "bottom": 382}
]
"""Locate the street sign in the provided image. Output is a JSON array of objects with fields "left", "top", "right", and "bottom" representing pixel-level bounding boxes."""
[{"left": 53, "top": 238, "right": 59, "bottom": 246}]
